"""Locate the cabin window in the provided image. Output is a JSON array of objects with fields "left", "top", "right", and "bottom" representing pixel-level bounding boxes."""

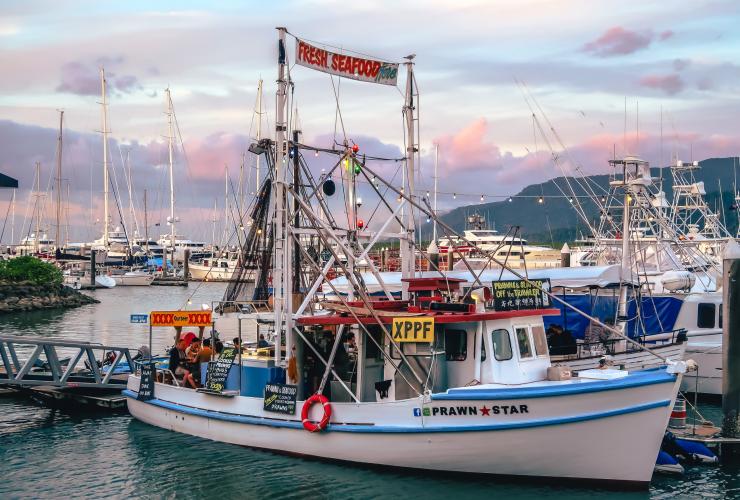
[
  {"left": 515, "top": 326, "right": 533, "bottom": 359},
  {"left": 365, "top": 326, "right": 383, "bottom": 361},
  {"left": 697, "top": 303, "right": 716, "bottom": 329},
  {"left": 532, "top": 325, "right": 548, "bottom": 356},
  {"left": 445, "top": 329, "right": 467, "bottom": 361},
  {"left": 221, "top": 262, "right": 229, "bottom": 268},
  {"left": 491, "top": 329, "right": 512, "bottom": 361},
  {"left": 481, "top": 333, "right": 486, "bottom": 361}
]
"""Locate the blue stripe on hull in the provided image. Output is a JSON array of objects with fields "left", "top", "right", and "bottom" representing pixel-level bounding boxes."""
[
  {"left": 123, "top": 390, "right": 670, "bottom": 434},
  {"left": 434, "top": 368, "right": 676, "bottom": 401}
]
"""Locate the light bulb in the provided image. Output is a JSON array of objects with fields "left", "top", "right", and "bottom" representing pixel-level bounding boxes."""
[
  {"left": 508, "top": 197, "right": 513, "bottom": 203},
  {"left": 538, "top": 197, "right": 544, "bottom": 204},
  {"left": 480, "top": 195, "right": 484, "bottom": 202},
  {"left": 453, "top": 193, "right": 457, "bottom": 199},
  {"left": 569, "top": 197, "right": 574, "bottom": 203},
  {"left": 314, "top": 150, "right": 319, "bottom": 157}
]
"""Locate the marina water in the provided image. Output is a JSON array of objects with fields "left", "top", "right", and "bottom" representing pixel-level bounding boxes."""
[{"left": 1, "top": 284, "right": 738, "bottom": 499}]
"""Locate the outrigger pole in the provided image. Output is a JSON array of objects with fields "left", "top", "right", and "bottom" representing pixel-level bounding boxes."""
[{"left": 401, "top": 56, "right": 417, "bottom": 300}]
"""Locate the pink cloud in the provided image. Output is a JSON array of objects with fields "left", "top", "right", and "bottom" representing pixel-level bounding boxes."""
[
  {"left": 638, "top": 73, "right": 685, "bottom": 95},
  {"left": 582, "top": 26, "right": 673, "bottom": 57},
  {"left": 433, "top": 118, "right": 503, "bottom": 172}
]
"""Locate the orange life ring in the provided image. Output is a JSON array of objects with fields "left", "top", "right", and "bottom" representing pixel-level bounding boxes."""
[{"left": 301, "top": 393, "right": 332, "bottom": 432}]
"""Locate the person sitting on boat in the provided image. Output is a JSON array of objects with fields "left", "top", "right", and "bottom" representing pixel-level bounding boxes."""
[
  {"left": 169, "top": 339, "right": 197, "bottom": 389},
  {"left": 257, "top": 334, "right": 269, "bottom": 348},
  {"left": 186, "top": 338, "right": 203, "bottom": 381},
  {"left": 232, "top": 337, "right": 242, "bottom": 350},
  {"left": 198, "top": 338, "right": 214, "bottom": 363},
  {"left": 186, "top": 337, "right": 201, "bottom": 362},
  {"left": 547, "top": 325, "right": 577, "bottom": 356}
]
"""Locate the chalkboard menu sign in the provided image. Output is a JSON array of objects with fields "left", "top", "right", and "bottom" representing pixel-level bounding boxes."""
[
  {"left": 137, "top": 362, "right": 156, "bottom": 401},
  {"left": 492, "top": 279, "right": 551, "bottom": 311},
  {"left": 205, "top": 347, "right": 238, "bottom": 393},
  {"left": 263, "top": 383, "right": 298, "bottom": 415}
]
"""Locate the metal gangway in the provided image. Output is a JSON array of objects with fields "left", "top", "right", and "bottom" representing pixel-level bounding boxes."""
[{"left": 0, "top": 335, "right": 134, "bottom": 389}]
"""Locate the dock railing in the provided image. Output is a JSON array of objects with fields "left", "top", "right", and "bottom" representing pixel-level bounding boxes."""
[{"left": 0, "top": 335, "right": 134, "bottom": 389}]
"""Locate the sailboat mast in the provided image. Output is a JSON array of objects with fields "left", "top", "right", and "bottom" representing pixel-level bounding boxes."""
[
  {"left": 143, "top": 189, "right": 149, "bottom": 253},
  {"left": 34, "top": 161, "right": 41, "bottom": 254},
  {"left": 165, "top": 88, "right": 176, "bottom": 250},
  {"left": 401, "top": 57, "right": 417, "bottom": 299},
  {"left": 55, "top": 110, "right": 63, "bottom": 248},
  {"left": 101, "top": 68, "right": 110, "bottom": 248}
]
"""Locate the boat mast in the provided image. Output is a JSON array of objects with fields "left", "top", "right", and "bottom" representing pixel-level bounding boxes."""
[
  {"left": 433, "top": 142, "right": 438, "bottom": 243},
  {"left": 401, "top": 56, "right": 417, "bottom": 299},
  {"left": 34, "top": 161, "right": 41, "bottom": 253},
  {"left": 100, "top": 68, "right": 110, "bottom": 248},
  {"left": 55, "top": 110, "right": 63, "bottom": 248},
  {"left": 255, "top": 79, "right": 263, "bottom": 187},
  {"left": 143, "top": 189, "right": 149, "bottom": 253},
  {"left": 274, "top": 27, "right": 289, "bottom": 367},
  {"left": 165, "top": 88, "right": 176, "bottom": 252}
]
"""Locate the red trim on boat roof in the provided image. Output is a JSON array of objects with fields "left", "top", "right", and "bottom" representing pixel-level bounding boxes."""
[{"left": 296, "top": 308, "right": 560, "bottom": 326}]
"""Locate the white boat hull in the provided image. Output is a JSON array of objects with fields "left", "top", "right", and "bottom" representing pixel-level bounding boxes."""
[
  {"left": 125, "top": 368, "right": 681, "bottom": 486},
  {"left": 682, "top": 340, "right": 722, "bottom": 395},
  {"left": 95, "top": 275, "right": 116, "bottom": 288},
  {"left": 189, "top": 263, "right": 242, "bottom": 281},
  {"left": 111, "top": 273, "right": 154, "bottom": 286}
]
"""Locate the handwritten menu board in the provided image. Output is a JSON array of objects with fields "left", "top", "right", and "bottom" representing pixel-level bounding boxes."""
[
  {"left": 263, "top": 383, "right": 298, "bottom": 415},
  {"left": 492, "top": 279, "right": 551, "bottom": 311},
  {"left": 205, "top": 347, "right": 237, "bottom": 393},
  {"left": 137, "top": 362, "right": 156, "bottom": 401}
]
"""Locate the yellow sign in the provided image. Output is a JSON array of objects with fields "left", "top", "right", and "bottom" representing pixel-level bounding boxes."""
[
  {"left": 150, "top": 310, "right": 212, "bottom": 327},
  {"left": 392, "top": 317, "right": 435, "bottom": 343}
]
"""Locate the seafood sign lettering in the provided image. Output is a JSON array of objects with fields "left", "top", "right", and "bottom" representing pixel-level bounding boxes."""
[
  {"left": 295, "top": 39, "right": 399, "bottom": 86},
  {"left": 149, "top": 311, "right": 212, "bottom": 327},
  {"left": 392, "top": 317, "right": 434, "bottom": 343}
]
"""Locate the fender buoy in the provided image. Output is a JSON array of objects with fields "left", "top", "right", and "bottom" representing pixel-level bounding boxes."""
[{"left": 301, "top": 393, "right": 332, "bottom": 432}]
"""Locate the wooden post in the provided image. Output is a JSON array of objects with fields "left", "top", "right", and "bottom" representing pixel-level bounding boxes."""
[
  {"left": 183, "top": 249, "right": 190, "bottom": 282},
  {"left": 90, "top": 250, "right": 96, "bottom": 286}
]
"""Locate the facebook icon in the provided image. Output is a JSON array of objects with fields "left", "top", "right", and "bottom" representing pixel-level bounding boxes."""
[{"left": 413, "top": 408, "right": 421, "bottom": 417}]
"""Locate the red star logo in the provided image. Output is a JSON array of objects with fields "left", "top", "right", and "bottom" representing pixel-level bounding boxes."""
[{"left": 480, "top": 406, "right": 490, "bottom": 416}]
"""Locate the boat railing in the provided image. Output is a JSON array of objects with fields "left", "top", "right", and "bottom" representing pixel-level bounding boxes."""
[
  {"left": 553, "top": 328, "right": 687, "bottom": 360},
  {"left": 214, "top": 300, "right": 271, "bottom": 314}
]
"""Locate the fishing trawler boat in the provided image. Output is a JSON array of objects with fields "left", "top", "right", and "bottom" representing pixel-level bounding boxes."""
[{"left": 125, "top": 276, "right": 685, "bottom": 487}]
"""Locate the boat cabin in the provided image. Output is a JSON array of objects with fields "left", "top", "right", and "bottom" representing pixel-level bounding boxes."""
[{"left": 294, "top": 277, "right": 558, "bottom": 403}]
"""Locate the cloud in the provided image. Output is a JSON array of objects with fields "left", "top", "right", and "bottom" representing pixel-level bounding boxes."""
[
  {"left": 638, "top": 73, "right": 685, "bottom": 95},
  {"left": 56, "top": 58, "right": 143, "bottom": 96},
  {"left": 433, "top": 118, "right": 503, "bottom": 172},
  {"left": 583, "top": 26, "right": 673, "bottom": 57}
]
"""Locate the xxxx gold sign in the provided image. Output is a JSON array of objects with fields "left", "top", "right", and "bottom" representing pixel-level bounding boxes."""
[
  {"left": 392, "top": 317, "right": 435, "bottom": 343},
  {"left": 150, "top": 310, "right": 212, "bottom": 327}
]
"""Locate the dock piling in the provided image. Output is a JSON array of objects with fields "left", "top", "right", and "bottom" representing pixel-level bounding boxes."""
[{"left": 722, "top": 239, "right": 740, "bottom": 448}]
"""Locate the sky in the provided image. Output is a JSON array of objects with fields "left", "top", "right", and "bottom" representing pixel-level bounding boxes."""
[{"left": 0, "top": 0, "right": 739, "bottom": 244}]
